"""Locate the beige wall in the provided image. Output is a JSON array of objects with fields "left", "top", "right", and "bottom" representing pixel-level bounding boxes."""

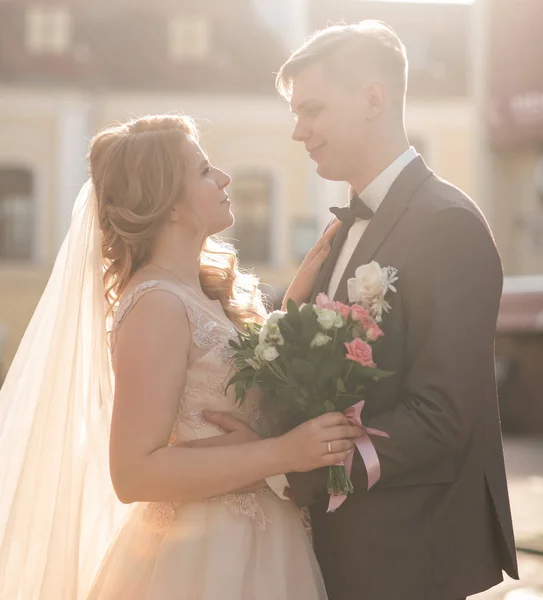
[
  {"left": 488, "top": 149, "right": 543, "bottom": 276},
  {"left": 406, "top": 99, "right": 476, "bottom": 197},
  {"left": 0, "top": 92, "right": 62, "bottom": 365}
]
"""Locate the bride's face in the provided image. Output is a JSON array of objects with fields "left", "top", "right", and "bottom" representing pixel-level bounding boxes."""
[{"left": 175, "top": 140, "right": 233, "bottom": 237}]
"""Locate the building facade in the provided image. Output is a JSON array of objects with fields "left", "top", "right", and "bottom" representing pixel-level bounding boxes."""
[
  {"left": 473, "top": 0, "right": 543, "bottom": 276},
  {"left": 0, "top": 0, "right": 476, "bottom": 368}
]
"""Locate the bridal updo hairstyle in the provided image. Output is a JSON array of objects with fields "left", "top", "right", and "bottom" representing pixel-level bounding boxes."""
[{"left": 89, "top": 114, "right": 265, "bottom": 328}]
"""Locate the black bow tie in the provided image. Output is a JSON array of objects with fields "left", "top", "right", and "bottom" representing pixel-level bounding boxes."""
[{"left": 329, "top": 195, "right": 374, "bottom": 223}]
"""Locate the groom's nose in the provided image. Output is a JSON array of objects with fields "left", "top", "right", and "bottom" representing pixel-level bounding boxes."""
[{"left": 291, "top": 119, "right": 310, "bottom": 142}]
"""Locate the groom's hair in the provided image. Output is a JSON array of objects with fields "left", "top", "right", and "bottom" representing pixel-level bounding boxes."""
[{"left": 276, "top": 20, "right": 408, "bottom": 112}]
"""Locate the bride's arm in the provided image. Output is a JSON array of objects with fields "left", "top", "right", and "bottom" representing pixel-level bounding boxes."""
[
  {"left": 281, "top": 220, "right": 340, "bottom": 308},
  {"left": 110, "top": 290, "right": 359, "bottom": 504}
]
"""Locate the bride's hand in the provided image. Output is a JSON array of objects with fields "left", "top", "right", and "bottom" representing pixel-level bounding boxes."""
[
  {"left": 281, "top": 220, "right": 341, "bottom": 309},
  {"left": 278, "top": 413, "right": 362, "bottom": 473}
]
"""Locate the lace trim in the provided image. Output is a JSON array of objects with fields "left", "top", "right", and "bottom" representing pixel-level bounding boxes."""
[
  {"left": 141, "top": 489, "right": 270, "bottom": 534},
  {"left": 112, "top": 280, "right": 160, "bottom": 335},
  {"left": 110, "top": 280, "right": 236, "bottom": 362},
  {"left": 219, "top": 489, "right": 270, "bottom": 531},
  {"left": 184, "top": 304, "right": 236, "bottom": 360}
]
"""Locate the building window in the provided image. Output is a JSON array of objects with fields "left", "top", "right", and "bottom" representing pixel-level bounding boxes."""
[
  {"left": 0, "top": 168, "right": 34, "bottom": 261},
  {"left": 25, "top": 6, "right": 71, "bottom": 55},
  {"left": 169, "top": 16, "right": 210, "bottom": 62},
  {"left": 230, "top": 172, "right": 273, "bottom": 265}
]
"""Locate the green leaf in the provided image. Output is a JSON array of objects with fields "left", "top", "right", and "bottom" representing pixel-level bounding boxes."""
[
  {"left": 300, "top": 303, "right": 316, "bottom": 319},
  {"left": 353, "top": 365, "right": 395, "bottom": 380},
  {"left": 336, "top": 378, "right": 346, "bottom": 393},
  {"left": 286, "top": 298, "right": 300, "bottom": 318},
  {"left": 235, "top": 380, "right": 247, "bottom": 404},
  {"left": 290, "top": 358, "right": 317, "bottom": 380},
  {"left": 277, "top": 319, "right": 300, "bottom": 346},
  {"left": 317, "top": 355, "right": 345, "bottom": 386},
  {"left": 324, "top": 399, "right": 337, "bottom": 412},
  {"left": 309, "top": 404, "right": 324, "bottom": 418},
  {"left": 226, "top": 367, "right": 254, "bottom": 391}
]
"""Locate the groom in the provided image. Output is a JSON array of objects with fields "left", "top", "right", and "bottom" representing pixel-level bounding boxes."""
[{"left": 275, "top": 20, "right": 518, "bottom": 600}]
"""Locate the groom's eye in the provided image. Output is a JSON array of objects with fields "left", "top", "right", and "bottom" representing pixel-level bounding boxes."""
[
  {"left": 306, "top": 106, "right": 322, "bottom": 118},
  {"left": 300, "top": 102, "right": 324, "bottom": 117}
]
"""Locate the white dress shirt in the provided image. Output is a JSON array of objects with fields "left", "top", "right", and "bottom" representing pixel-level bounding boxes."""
[
  {"left": 266, "top": 147, "right": 418, "bottom": 500},
  {"left": 327, "top": 147, "right": 418, "bottom": 299}
]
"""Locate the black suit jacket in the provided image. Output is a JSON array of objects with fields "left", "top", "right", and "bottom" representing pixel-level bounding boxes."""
[{"left": 286, "top": 157, "right": 518, "bottom": 600}]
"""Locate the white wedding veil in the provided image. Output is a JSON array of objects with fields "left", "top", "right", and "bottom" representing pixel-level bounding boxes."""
[{"left": 0, "top": 181, "right": 128, "bottom": 599}]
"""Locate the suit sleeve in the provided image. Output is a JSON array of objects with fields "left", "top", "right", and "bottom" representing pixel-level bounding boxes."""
[{"left": 286, "top": 206, "right": 504, "bottom": 505}]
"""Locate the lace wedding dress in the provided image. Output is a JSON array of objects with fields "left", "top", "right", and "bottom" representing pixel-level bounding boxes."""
[{"left": 87, "top": 280, "right": 327, "bottom": 600}]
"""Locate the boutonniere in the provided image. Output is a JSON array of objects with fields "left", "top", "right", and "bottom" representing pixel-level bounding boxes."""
[{"left": 347, "top": 261, "right": 398, "bottom": 323}]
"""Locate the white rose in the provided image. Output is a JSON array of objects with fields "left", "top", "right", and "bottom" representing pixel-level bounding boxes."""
[
  {"left": 258, "top": 325, "right": 269, "bottom": 344},
  {"left": 267, "top": 311, "right": 285, "bottom": 326},
  {"left": 314, "top": 307, "right": 339, "bottom": 330},
  {"left": 255, "top": 342, "right": 279, "bottom": 362},
  {"left": 348, "top": 261, "right": 386, "bottom": 303},
  {"left": 310, "top": 332, "right": 332, "bottom": 348},
  {"left": 267, "top": 323, "right": 284, "bottom": 346},
  {"left": 333, "top": 314, "right": 344, "bottom": 329},
  {"left": 262, "top": 344, "right": 279, "bottom": 362}
]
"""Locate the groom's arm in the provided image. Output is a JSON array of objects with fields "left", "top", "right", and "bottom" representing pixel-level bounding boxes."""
[
  {"left": 286, "top": 205, "right": 503, "bottom": 506},
  {"left": 361, "top": 205, "right": 503, "bottom": 485}
]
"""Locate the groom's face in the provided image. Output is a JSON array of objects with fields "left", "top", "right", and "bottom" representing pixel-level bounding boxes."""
[{"left": 290, "top": 62, "right": 373, "bottom": 182}]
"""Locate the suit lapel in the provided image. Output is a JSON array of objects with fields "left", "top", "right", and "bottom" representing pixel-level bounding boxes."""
[{"left": 334, "top": 156, "right": 433, "bottom": 303}]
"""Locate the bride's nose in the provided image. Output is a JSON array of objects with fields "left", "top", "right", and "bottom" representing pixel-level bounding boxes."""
[{"left": 217, "top": 169, "right": 231, "bottom": 189}]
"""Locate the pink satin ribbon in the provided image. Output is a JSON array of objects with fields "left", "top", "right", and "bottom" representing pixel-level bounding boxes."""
[{"left": 327, "top": 400, "right": 390, "bottom": 513}]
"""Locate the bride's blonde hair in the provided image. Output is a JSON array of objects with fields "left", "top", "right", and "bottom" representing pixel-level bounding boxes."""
[{"left": 89, "top": 114, "right": 265, "bottom": 328}]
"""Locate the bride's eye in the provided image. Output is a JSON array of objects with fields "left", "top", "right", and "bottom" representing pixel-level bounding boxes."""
[{"left": 202, "top": 166, "right": 210, "bottom": 176}]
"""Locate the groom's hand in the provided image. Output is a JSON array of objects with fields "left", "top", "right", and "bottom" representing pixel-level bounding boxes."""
[
  {"left": 201, "top": 410, "right": 293, "bottom": 496},
  {"left": 185, "top": 409, "right": 260, "bottom": 446},
  {"left": 186, "top": 410, "right": 267, "bottom": 493}
]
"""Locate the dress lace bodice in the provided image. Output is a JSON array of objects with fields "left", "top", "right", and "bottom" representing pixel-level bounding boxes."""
[{"left": 110, "top": 280, "right": 268, "bottom": 532}]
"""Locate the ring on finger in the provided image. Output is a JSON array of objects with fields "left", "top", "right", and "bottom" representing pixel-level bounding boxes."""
[{"left": 327, "top": 441, "right": 332, "bottom": 454}]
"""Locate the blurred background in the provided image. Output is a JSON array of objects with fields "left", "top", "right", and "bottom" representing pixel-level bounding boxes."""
[{"left": 0, "top": 0, "right": 542, "bottom": 597}]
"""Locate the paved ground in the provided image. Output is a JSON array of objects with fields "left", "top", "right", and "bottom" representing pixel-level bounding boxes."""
[{"left": 472, "top": 437, "right": 543, "bottom": 599}]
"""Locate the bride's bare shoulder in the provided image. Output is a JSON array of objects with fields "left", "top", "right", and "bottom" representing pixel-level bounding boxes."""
[{"left": 113, "top": 287, "right": 191, "bottom": 369}]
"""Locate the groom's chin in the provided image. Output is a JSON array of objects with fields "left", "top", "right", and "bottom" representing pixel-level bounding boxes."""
[{"left": 315, "top": 161, "right": 343, "bottom": 182}]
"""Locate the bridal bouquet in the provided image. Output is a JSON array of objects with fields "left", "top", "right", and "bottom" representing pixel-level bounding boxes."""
[{"left": 227, "top": 263, "right": 397, "bottom": 509}]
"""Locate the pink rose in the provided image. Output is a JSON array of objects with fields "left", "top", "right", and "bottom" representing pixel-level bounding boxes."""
[
  {"left": 315, "top": 293, "right": 335, "bottom": 310},
  {"left": 344, "top": 338, "right": 376, "bottom": 368},
  {"left": 350, "top": 305, "right": 383, "bottom": 341},
  {"left": 350, "top": 304, "right": 373, "bottom": 326},
  {"left": 366, "top": 325, "right": 384, "bottom": 342},
  {"left": 315, "top": 293, "right": 350, "bottom": 318},
  {"left": 334, "top": 301, "right": 351, "bottom": 319}
]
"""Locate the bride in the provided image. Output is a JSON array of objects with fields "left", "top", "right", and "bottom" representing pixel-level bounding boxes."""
[{"left": 0, "top": 114, "right": 355, "bottom": 599}]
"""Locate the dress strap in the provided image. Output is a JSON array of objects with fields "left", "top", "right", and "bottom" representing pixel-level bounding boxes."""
[{"left": 110, "top": 279, "right": 234, "bottom": 356}]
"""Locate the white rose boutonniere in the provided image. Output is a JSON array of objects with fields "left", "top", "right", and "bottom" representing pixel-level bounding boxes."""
[{"left": 347, "top": 261, "right": 398, "bottom": 322}]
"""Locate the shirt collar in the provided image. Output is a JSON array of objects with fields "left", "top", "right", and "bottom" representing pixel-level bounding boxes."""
[{"left": 358, "top": 146, "right": 418, "bottom": 214}]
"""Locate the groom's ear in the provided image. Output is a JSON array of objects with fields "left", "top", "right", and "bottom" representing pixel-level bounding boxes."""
[{"left": 365, "top": 81, "right": 386, "bottom": 120}]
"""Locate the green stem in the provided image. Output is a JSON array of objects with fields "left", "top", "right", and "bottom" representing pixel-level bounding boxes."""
[{"left": 267, "top": 359, "right": 290, "bottom": 384}]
